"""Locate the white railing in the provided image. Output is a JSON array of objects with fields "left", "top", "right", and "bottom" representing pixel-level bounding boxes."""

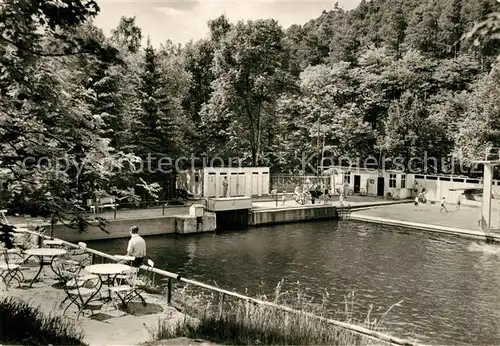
[{"left": 17, "top": 227, "right": 422, "bottom": 346}]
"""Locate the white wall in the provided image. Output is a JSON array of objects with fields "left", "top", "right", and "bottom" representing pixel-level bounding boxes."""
[
  {"left": 415, "top": 175, "right": 500, "bottom": 207},
  {"left": 201, "top": 167, "right": 270, "bottom": 198},
  {"left": 332, "top": 169, "right": 414, "bottom": 198},
  {"left": 385, "top": 172, "right": 413, "bottom": 199}
]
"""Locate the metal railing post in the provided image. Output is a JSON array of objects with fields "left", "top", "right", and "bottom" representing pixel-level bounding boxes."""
[
  {"left": 167, "top": 278, "right": 172, "bottom": 303},
  {"left": 219, "top": 293, "right": 225, "bottom": 317}
]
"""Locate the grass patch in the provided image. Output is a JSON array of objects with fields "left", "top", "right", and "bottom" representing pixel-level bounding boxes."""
[
  {"left": 150, "top": 280, "right": 400, "bottom": 345},
  {"left": 0, "top": 297, "right": 85, "bottom": 345}
]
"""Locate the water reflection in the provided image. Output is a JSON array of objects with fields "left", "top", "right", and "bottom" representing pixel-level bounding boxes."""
[{"left": 88, "top": 221, "right": 500, "bottom": 345}]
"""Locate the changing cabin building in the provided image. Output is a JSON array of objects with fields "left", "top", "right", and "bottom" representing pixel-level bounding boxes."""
[
  {"left": 177, "top": 167, "right": 270, "bottom": 199},
  {"left": 322, "top": 166, "right": 415, "bottom": 200}
]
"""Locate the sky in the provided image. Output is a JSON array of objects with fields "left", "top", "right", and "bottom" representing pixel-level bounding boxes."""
[{"left": 93, "top": 0, "right": 362, "bottom": 47}]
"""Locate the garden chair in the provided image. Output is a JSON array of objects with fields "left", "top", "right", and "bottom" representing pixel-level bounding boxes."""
[
  {"left": 0, "top": 249, "right": 25, "bottom": 290},
  {"left": 61, "top": 271, "right": 101, "bottom": 319},
  {"left": 52, "top": 243, "right": 92, "bottom": 280},
  {"left": 136, "top": 259, "right": 155, "bottom": 290},
  {"left": 112, "top": 259, "right": 155, "bottom": 291},
  {"left": 109, "top": 267, "right": 147, "bottom": 310}
]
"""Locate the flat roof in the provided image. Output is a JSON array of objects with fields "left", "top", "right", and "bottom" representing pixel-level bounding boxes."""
[
  {"left": 322, "top": 166, "right": 407, "bottom": 174},
  {"left": 472, "top": 160, "right": 500, "bottom": 165}
]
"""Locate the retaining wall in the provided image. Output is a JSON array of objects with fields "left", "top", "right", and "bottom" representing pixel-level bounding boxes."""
[
  {"left": 250, "top": 205, "right": 339, "bottom": 226},
  {"left": 48, "top": 216, "right": 177, "bottom": 242}
]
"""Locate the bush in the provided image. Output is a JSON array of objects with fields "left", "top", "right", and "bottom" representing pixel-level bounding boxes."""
[{"left": 0, "top": 297, "right": 85, "bottom": 345}]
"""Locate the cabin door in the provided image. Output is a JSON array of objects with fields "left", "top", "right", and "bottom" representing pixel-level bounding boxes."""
[
  {"left": 377, "top": 177, "right": 385, "bottom": 196},
  {"left": 354, "top": 175, "right": 361, "bottom": 193},
  {"left": 237, "top": 173, "right": 246, "bottom": 196},
  {"left": 207, "top": 173, "right": 216, "bottom": 197}
]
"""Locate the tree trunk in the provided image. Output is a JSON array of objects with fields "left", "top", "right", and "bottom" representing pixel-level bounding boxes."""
[{"left": 255, "top": 90, "right": 264, "bottom": 166}]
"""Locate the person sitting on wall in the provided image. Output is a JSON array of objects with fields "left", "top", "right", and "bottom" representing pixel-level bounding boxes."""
[
  {"left": 271, "top": 189, "right": 278, "bottom": 199},
  {"left": 309, "top": 183, "right": 317, "bottom": 204},
  {"left": 323, "top": 188, "right": 331, "bottom": 204},
  {"left": 122, "top": 225, "right": 146, "bottom": 268},
  {"left": 294, "top": 185, "right": 303, "bottom": 205}
]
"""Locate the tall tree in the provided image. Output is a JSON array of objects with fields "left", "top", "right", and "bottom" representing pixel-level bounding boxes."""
[
  {"left": 454, "top": 63, "right": 500, "bottom": 164},
  {"left": 438, "top": 0, "right": 464, "bottom": 57},
  {"left": 0, "top": 0, "right": 131, "bottom": 229},
  {"left": 110, "top": 16, "right": 142, "bottom": 53},
  {"left": 128, "top": 39, "right": 183, "bottom": 196},
  {"left": 379, "top": 3, "right": 407, "bottom": 59},
  {"left": 405, "top": 1, "right": 441, "bottom": 57},
  {"left": 77, "top": 23, "right": 128, "bottom": 149},
  {"left": 380, "top": 92, "right": 445, "bottom": 172},
  {"left": 201, "top": 19, "right": 296, "bottom": 165}
]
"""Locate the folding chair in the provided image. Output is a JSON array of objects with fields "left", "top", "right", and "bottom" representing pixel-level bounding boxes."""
[
  {"left": 136, "top": 259, "right": 155, "bottom": 289},
  {"left": 0, "top": 209, "right": 8, "bottom": 224},
  {"left": 109, "top": 268, "right": 146, "bottom": 310},
  {"left": 53, "top": 244, "right": 92, "bottom": 281},
  {"left": 61, "top": 272, "right": 101, "bottom": 319},
  {"left": 0, "top": 249, "right": 25, "bottom": 290}
]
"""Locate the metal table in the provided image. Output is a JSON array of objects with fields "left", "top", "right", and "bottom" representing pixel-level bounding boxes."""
[
  {"left": 25, "top": 248, "right": 67, "bottom": 287},
  {"left": 85, "top": 263, "right": 132, "bottom": 301}
]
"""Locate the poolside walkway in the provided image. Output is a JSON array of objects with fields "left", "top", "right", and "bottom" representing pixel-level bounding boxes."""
[
  {"left": 351, "top": 203, "right": 500, "bottom": 242},
  {"left": 11, "top": 196, "right": 402, "bottom": 227},
  {"left": 252, "top": 195, "right": 409, "bottom": 210}
]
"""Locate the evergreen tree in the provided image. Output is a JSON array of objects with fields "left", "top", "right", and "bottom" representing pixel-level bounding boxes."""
[
  {"left": 405, "top": 1, "right": 441, "bottom": 57},
  {"left": 129, "top": 39, "right": 181, "bottom": 194},
  {"left": 379, "top": 3, "right": 407, "bottom": 59},
  {"left": 438, "top": 0, "right": 464, "bottom": 57}
]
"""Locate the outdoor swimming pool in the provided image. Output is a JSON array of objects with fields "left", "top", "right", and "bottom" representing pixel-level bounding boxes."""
[{"left": 89, "top": 220, "right": 500, "bottom": 345}]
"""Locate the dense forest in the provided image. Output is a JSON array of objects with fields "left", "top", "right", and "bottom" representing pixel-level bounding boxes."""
[{"left": 0, "top": 0, "right": 499, "bottom": 224}]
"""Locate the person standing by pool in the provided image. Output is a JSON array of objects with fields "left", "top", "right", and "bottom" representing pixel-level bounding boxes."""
[
  {"left": 456, "top": 195, "right": 461, "bottom": 211},
  {"left": 440, "top": 197, "right": 448, "bottom": 213},
  {"left": 125, "top": 225, "right": 146, "bottom": 267},
  {"left": 222, "top": 176, "right": 228, "bottom": 197},
  {"left": 414, "top": 196, "right": 419, "bottom": 211}
]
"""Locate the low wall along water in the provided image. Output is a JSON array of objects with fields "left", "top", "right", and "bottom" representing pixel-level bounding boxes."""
[
  {"left": 49, "top": 216, "right": 177, "bottom": 242},
  {"left": 251, "top": 205, "right": 339, "bottom": 226}
]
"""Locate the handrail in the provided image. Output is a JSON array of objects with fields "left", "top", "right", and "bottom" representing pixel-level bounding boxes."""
[{"left": 17, "top": 227, "right": 421, "bottom": 346}]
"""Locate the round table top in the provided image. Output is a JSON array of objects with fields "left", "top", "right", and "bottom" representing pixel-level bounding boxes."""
[
  {"left": 84, "top": 263, "right": 132, "bottom": 275},
  {"left": 25, "top": 248, "right": 67, "bottom": 256}
]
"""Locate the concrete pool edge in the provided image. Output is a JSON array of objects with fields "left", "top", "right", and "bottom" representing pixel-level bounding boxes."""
[{"left": 350, "top": 213, "right": 500, "bottom": 243}]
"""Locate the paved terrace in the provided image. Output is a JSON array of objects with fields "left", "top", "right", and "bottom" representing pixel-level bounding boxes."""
[{"left": 1, "top": 263, "right": 189, "bottom": 345}]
